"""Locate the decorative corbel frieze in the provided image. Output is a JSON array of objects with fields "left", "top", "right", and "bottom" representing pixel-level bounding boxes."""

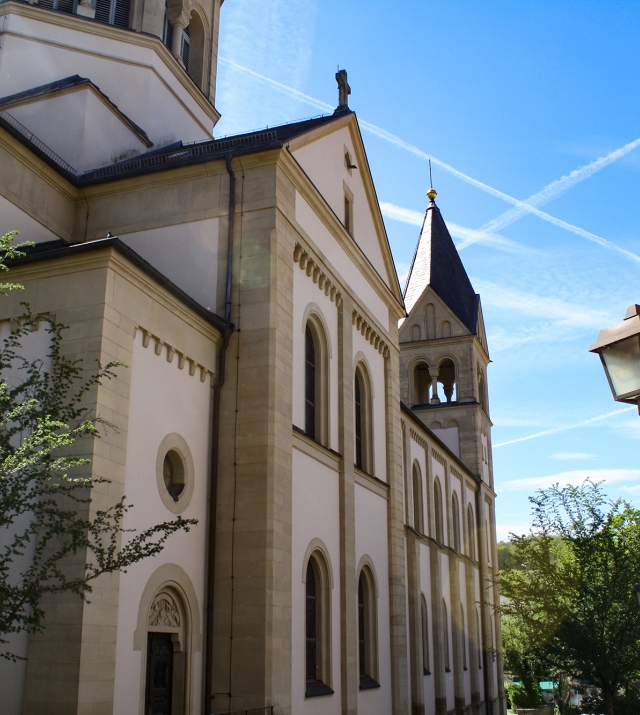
[
  {"left": 352, "top": 310, "right": 390, "bottom": 358},
  {"left": 137, "top": 326, "right": 214, "bottom": 384},
  {"left": 293, "top": 243, "right": 343, "bottom": 308}
]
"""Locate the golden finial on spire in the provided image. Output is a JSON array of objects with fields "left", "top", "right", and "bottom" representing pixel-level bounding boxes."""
[{"left": 427, "top": 159, "right": 437, "bottom": 203}]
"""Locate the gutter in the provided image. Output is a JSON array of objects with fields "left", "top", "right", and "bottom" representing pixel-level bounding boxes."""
[{"left": 203, "top": 152, "right": 237, "bottom": 715}]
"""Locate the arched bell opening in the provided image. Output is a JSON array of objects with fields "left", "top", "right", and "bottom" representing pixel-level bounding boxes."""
[
  {"left": 413, "top": 361, "right": 431, "bottom": 406},
  {"left": 184, "top": 9, "right": 205, "bottom": 89},
  {"left": 438, "top": 358, "right": 456, "bottom": 403}
]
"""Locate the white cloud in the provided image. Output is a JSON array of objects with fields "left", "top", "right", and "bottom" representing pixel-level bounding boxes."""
[
  {"left": 498, "top": 468, "right": 640, "bottom": 493},
  {"left": 494, "top": 406, "right": 636, "bottom": 448},
  {"left": 551, "top": 452, "right": 598, "bottom": 461},
  {"left": 495, "top": 523, "right": 532, "bottom": 541},
  {"left": 471, "top": 278, "right": 616, "bottom": 330}
]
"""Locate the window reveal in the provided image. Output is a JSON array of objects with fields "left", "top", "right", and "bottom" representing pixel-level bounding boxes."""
[{"left": 354, "top": 370, "right": 363, "bottom": 470}]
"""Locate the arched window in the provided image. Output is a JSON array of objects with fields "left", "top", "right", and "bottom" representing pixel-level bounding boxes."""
[
  {"left": 441, "top": 320, "right": 451, "bottom": 338},
  {"left": 305, "top": 555, "right": 333, "bottom": 697},
  {"left": 438, "top": 358, "right": 456, "bottom": 403},
  {"left": 354, "top": 365, "right": 372, "bottom": 474},
  {"left": 451, "top": 492, "right": 460, "bottom": 552},
  {"left": 434, "top": 478, "right": 444, "bottom": 544},
  {"left": 421, "top": 594, "right": 430, "bottom": 675},
  {"left": 358, "top": 568, "right": 379, "bottom": 689},
  {"left": 411, "top": 324, "right": 421, "bottom": 341},
  {"left": 426, "top": 303, "right": 435, "bottom": 339},
  {"left": 414, "top": 361, "right": 431, "bottom": 405},
  {"left": 412, "top": 463, "right": 423, "bottom": 533},
  {"left": 442, "top": 599, "right": 450, "bottom": 672},
  {"left": 466, "top": 505, "right": 476, "bottom": 560},
  {"left": 304, "top": 319, "right": 329, "bottom": 445},
  {"left": 459, "top": 603, "right": 467, "bottom": 670},
  {"left": 305, "top": 324, "right": 317, "bottom": 439},
  {"left": 184, "top": 10, "right": 205, "bottom": 88},
  {"left": 477, "top": 365, "right": 487, "bottom": 413}
]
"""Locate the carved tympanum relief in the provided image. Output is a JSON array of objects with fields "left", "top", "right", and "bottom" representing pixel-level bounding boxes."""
[{"left": 149, "top": 592, "right": 181, "bottom": 628}]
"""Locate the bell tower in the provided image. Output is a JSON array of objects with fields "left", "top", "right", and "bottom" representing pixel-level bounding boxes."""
[
  {"left": 0, "top": 0, "right": 223, "bottom": 170},
  {"left": 399, "top": 186, "right": 493, "bottom": 485}
]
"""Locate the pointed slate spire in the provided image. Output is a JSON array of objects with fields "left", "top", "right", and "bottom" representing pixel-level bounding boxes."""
[{"left": 403, "top": 187, "right": 479, "bottom": 333}]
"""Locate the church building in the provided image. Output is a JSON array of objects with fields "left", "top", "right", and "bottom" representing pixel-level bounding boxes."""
[{"left": 0, "top": 0, "right": 505, "bottom": 713}]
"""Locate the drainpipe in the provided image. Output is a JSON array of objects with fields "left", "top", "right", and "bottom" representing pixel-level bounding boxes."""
[
  {"left": 476, "top": 484, "right": 492, "bottom": 715},
  {"left": 203, "top": 153, "right": 237, "bottom": 715}
]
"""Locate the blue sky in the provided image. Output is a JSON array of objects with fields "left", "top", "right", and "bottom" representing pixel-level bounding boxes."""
[{"left": 214, "top": 0, "right": 640, "bottom": 539}]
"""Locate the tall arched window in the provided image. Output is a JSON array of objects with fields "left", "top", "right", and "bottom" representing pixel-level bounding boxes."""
[
  {"left": 442, "top": 599, "right": 450, "bottom": 672},
  {"left": 305, "top": 555, "right": 333, "bottom": 697},
  {"left": 412, "top": 463, "right": 423, "bottom": 533},
  {"left": 452, "top": 492, "right": 461, "bottom": 552},
  {"left": 303, "top": 317, "right": 329, "bottom": 445},
  {"left": 434, "top": 478, "right": 444, "bottom": 544},
  {"left": 439, "top": 358, "right": 456, "bottom": 403},
  {"left": 421, "top": 594, "right": 430, "bottom": 675},
  {"left": 467, "top": 505, "right": 476, "bottom": 560},
  {"left": 459, "top": 603, "right": 467, "bottom": 670},
  {"left": 358, "top": 568, "right": 379, "bottom": 689},
  {"left": 354, "top": 365, "right": 372, "bottom": 474},
  {"left": 305, "top": 324, "right": 317, "bottom": 439}
]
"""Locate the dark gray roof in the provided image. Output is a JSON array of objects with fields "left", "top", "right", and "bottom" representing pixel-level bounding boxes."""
[
  {"left": 0, "top": 75, "right": 152, "bottom": 147},
  {"left": 403, "top": 201, "right": 479, "bottom": 333},
  {"left": 0, "top": 95, "right": 351, "bottom": 186}
]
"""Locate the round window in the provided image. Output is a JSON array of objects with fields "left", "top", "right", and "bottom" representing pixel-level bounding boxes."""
[{"left": 163, "top": 450, "right": 185, "bottom": 501}]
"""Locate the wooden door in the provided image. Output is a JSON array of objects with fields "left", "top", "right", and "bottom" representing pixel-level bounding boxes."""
[{"left": 145, "top": 632, "right": 173, "bottom": 715}]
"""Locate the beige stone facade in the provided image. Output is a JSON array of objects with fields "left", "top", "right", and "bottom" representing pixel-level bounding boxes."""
[{"left": 0, "top": 2, "right": 505, "bottom": 714}]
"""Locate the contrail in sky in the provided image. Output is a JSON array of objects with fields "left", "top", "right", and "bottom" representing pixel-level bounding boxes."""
[
  {"left": 219, "top": 57, "right": 640, "bottom": 264},
  {"left": 493, "top": 406, "right": 635, "bottom": 448},
  {"left": 457, "top": 136, "right": 640, "bottom": 249}
]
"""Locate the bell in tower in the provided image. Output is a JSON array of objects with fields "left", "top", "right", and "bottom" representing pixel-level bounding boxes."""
[{"left": 399, "top": 185, "right": 493, "bottom": 485}]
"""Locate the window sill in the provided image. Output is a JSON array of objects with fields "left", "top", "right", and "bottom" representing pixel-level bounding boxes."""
[
  {"left": 354, "top": 467, "right": 389, "bottom": 499},
  {"left": 306, "top": 680, "right": 334, "bottom": 698},
  {"left": 292, "top": 425, "right": 342, "bottom": 469},
  {"left": 359, "top": 676, "right": 380, "bottom": 690}
]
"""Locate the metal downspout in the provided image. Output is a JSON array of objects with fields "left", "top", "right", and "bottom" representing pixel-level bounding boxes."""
[{"left": 203, "top": 153, "right": 237, "bottom": 715}]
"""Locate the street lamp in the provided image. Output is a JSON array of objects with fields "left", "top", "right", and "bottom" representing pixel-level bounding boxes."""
[
  {"left": 635, "top": 584, "right": 640, "bottom": 609},
  {"left": 589, "top": 305, "right": 640, "bottom": 411}
]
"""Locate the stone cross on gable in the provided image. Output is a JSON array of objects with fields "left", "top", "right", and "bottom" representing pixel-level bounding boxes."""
[{"left": 335, "top": 69, "right": 351, "bottom": 112}]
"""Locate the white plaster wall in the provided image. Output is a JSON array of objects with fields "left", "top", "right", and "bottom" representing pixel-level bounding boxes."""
[
  {"left": 292, "top": 126, "right": 389, "bottom": 286},
  {"left": 354, "top": 483, "right": 391, "bottom": 715},
  {"left": 430, "top": 425, "right": 460, "bottom": 457},
  {"left": 0, "top": 322, "right": 52, "bottom": 715},
  {"left": 121, "top": 218, "right": 219, "bottom": 311},
  {"left": 295, "top": 191, "right": 389, "bottom": 331},
  {"left": 291, "top": 448, "right": 341, "bottom": 715},
  {"left": 0, "top": 13, "right": 214, "bottom": 145},
  {"left": 292, "top": 267, "right": 339, "bottom": 450},
  {"left": 0, "top": 194, "right": 61, "bottom": 243},
  {"left": 112, "top": 331, "right": 211, "bottom": 715},
  {"left": 8, "top": 87, "right": 149, "bottom": 171},
  {"left": 439, "top": 551, "right": 455, "bottom": 711},
  {"left": 419, "top": 542, "right": 435, "bottom": 713},
  {"left": 352, "top": 327, "right": 386, "bottom": 481}
]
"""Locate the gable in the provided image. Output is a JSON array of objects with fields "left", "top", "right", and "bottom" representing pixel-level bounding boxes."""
[
  {"left": 1, "top": 80, "right": 152, "bottom": 172},
  {"left": 399, "top": 285, "right": 470, "bottom": 343},
  {"left": 288, "top": 115, "right": 402, "bottom": 304}
]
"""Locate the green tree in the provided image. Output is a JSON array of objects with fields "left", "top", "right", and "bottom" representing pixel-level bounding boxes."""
[
  {"left": 499, "top": 480, "right": 640, "bottom": 715},
  {"left": 0, "top": 232, "right": 196, "bottom": 661}
]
